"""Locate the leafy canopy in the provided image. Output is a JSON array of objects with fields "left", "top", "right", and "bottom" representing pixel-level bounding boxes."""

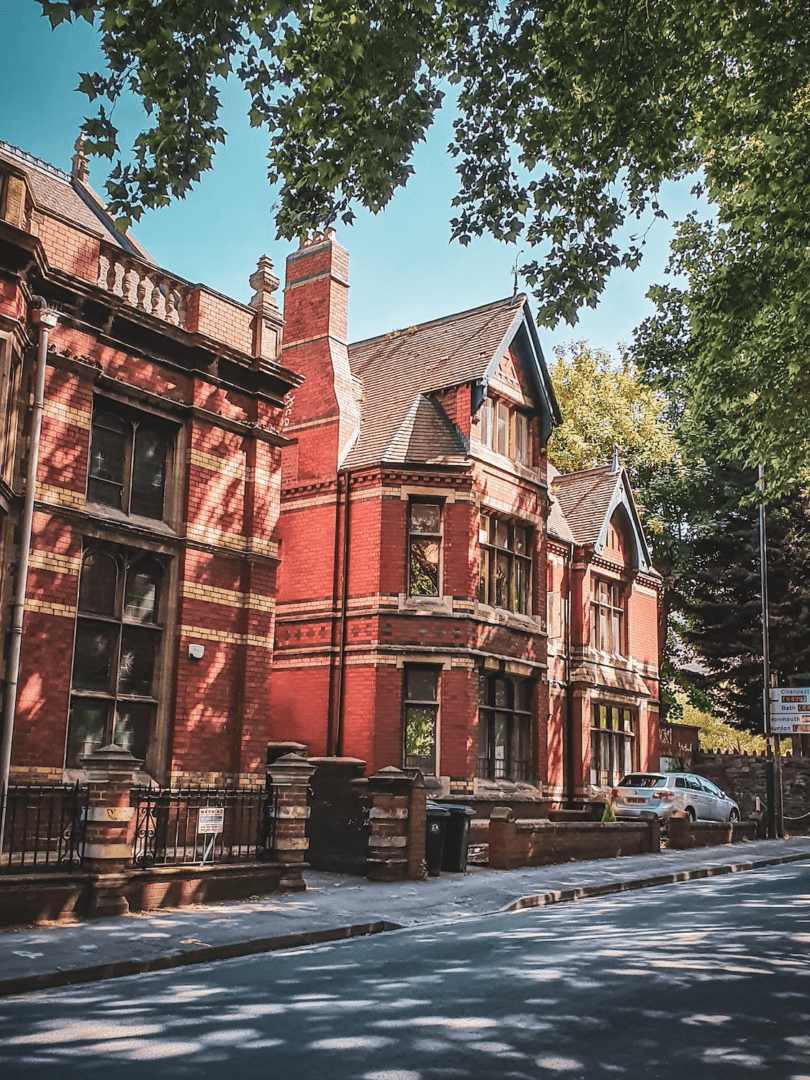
[
  {"left": 548, "top": 343, "right": 677, "bottom": 494},
  {"left": 41, "top": 0, "right": 810, "bottom": 492},
  {"left": 38, "top": 0, "right": 810, "bottom": 324}
]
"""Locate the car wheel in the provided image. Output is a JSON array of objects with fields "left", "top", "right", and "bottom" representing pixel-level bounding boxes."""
[
  {"left": 728, "top": 808, "right": 740, "bottom": 823},
  {"left": 685, "top": 807, "right": 696, "bottom": 822}
]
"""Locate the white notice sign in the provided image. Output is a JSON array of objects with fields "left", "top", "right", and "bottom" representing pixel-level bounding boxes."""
[{"left": 197, "top": 807, "right": 225, "bottom": 834}]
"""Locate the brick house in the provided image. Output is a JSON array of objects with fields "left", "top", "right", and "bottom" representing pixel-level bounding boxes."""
[
  {"left": 0, "top": 139, "right": 300, "bottom": 786},
  {"left": 0, "top": 138, "right": 660, "bottom": 804},
  {"left": 271, "top": 231, "right": 661, "bottom": 804}
]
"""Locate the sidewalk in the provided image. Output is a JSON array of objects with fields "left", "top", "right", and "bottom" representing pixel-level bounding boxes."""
[{"left": 2, "top": 837, "right": 809, "bottom": 998}]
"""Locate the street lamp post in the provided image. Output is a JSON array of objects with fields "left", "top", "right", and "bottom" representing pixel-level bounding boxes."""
[{"left": 759, "top": 464, "right": 783, "bottom": 839}]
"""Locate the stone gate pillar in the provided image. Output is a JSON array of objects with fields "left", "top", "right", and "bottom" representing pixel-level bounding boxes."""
[
  {"left": 81, "top": 743, "right": 142, "bottom": 917},
  {"left": 266, "top": 753, "right": 317, "bottom": 891},
  {"left": 365, "top": 766, "right": 420, "bottom": 882}
]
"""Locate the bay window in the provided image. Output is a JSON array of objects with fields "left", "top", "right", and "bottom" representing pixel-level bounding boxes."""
[
  {"left": 479, "top": 513, "right": 532, "bottom": 614},
  {"left": 590, "top": 704, "right": 636, "bottom": 786},
  {"left": 408, "top": 500, "right": 442, "bottom": 597},
  {"left": 403, "top": 667, "right": 439, "bottom": 774}
]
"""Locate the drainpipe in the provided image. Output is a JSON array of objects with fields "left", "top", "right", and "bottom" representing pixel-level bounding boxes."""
[
  {"left": 334, "top": 470, "right": 351, "bottom": 757},
  {"left": 326, "top": 477, "right": 343, "bottom": 756},
  {"left": 564, "top": 540, "right": 576, "bottom": 808},
  {"left": 0, "top": 303, "right": 59, "bottom": 852}
]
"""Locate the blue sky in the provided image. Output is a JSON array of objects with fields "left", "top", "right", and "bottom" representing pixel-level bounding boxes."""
[{"left": 1, "top": 1, "right": 696, "bottom": 354}]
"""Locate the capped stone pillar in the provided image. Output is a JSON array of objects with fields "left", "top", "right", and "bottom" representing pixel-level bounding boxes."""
[
  {"left": 364, "top": 766, "right": 416, "bottom": 882},
  {"left": 266, "top": 753, "right": 317, "bottom": 891},
  {"left": 81, "top": 743, "right": 142, "bottom": 917}
]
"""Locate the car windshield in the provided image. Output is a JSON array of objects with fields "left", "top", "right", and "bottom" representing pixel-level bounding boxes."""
[{"left": 618, "top": 775, "right": 666, "bottom": 788}]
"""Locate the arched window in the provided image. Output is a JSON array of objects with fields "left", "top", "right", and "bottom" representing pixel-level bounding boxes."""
[{"left": 477, "top": 675, "right": 532, "bottom": 782}]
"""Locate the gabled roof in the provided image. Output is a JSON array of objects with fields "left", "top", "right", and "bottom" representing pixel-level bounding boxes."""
[
  {"left": 0, "top": 141, "right": 151, "bottom": 260},
  {"left": 551, "top": 462, "right": 653, "bottom": 572},
  {"left": 344, "top": 295, "right": 559, "bottom": 469}
]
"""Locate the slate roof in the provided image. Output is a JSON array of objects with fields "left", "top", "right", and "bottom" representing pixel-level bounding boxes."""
[
  {"left": 546, "top": 464, "right": 576, "bottom": 544},
  {"left": 344, "top": 295, "right": 527, "bottom": 468},
  {"left": 0, "top": 141, "right": 149, "bottom": 259},
  {"left": 551, "top": 461, "right": 655, "bottom": 573},
  {"left": 552, "top": 464, "right": 619, "bottom": 546}
]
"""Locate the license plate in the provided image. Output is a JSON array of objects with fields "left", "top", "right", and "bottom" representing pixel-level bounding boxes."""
[{"left": 626, "top": 797, "right": 646, "bottom": 804}]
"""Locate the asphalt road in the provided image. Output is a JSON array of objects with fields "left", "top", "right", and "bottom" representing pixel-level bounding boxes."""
[{"left": 2, "top": 861, "right": 809, "bottom": 1080}]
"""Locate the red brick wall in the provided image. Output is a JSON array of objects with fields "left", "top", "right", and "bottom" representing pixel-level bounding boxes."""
[
  {"left": 270, "top": 664, "right": 332, "bottom": 757},
  {"left": 9, "top": 310, "right": 287, "bottom": 785},
  {"left": 34, "top": 214, "right": 100, "bottom": 282},
  {"left": 627, "top": 584, "right": 659, "bottom": 668}
]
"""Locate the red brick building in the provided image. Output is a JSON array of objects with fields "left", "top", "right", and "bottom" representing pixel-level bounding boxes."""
[
  {"left": 0, "top": 140, "right": 660, "bottom": 805},
  {"left": 271, "top": 232, "right": 661, "bottom": 804},
  {"left": 0, "top": 140, "right": 300, "bottom": 786}
]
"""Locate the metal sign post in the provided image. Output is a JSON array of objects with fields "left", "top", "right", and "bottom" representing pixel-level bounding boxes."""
[
  {"left": 197, "top": 806, "right": 225, "bottom": 864},
  {"left": 758, "top": 466, "right": 782, "bottom": 839}
]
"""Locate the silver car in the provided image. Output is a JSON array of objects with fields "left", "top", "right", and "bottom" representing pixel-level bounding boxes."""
[{"left": 610, "top": 771, "right": 741, "bottom": 823}]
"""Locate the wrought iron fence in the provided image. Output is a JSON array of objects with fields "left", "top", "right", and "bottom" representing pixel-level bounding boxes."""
[
  {"left": 0, "top": 782, "right": 88, "bottom": 873},
  {"left": 132, "top": 785, "right": 276, "bottom": 868}
]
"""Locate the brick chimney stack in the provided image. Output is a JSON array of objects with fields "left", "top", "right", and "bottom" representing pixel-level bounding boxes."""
[{"left": 280, "top": 230, "right": 360, "bottom": 480}]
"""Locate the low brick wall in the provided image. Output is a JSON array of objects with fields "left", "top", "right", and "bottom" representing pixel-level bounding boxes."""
[
  {"left": 123, "top": 862, "right": 287, "bottom": 912},
  {"left": 438, "top": 796, "right": 552, "bottom": 820},
  {"left": 0, "top": 862, "right": 291, "bottom": 927},
  {"left": 0, "top": 873, "right": 92, "bottom": 926},
  {"left": 668, "top": 818, "right": 758, "bottom": 850},
  {"left": 488, "top": 808, "right": 659, "bottom": 870}
]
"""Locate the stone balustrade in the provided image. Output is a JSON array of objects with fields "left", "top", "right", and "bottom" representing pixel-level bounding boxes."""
[{"left": 97, "top": 248, "right": 189, "bottom": 327}]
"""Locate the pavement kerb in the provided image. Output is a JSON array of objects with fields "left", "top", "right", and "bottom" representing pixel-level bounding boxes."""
[
  {"left": 506, "top": 849, "right": 810, "bottom": 912},
  {"left": 1, "top": 846, "right": 809, "bottom": 1000},
  {"left": 0, "top": 920, "right": 403, "bottom": 1000}
]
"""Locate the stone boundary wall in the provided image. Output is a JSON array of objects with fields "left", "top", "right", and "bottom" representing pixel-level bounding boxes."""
[{"left": 694, "top": 751, "right": 810, "bottom": 828}]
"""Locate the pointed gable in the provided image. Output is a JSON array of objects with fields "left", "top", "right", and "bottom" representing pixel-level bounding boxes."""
[
  {"left": 552, "top": 463, "right": 653, "bottom": 572},
  {"left": 344, "top": 294, "right": 560, "bottom": 469}
]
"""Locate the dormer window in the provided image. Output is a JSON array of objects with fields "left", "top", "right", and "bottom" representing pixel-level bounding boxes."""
[{"left": 479, "top": 395, "right": 531, "bottom": 466}]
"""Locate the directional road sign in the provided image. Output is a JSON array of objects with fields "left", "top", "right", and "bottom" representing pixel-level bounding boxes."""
[{"left": 770, "top": 687, "right": 810, "bottom": 733}]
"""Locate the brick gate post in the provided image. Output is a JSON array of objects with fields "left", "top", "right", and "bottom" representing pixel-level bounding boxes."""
[
  {"left": 81, "top": 744, "right": 142, "bottom": 917},
  {"left": 266, "top": 753, "right": 317, "bottom": 891},
  {"left": 365, "top": 766, "right": 415, "bottom": 882}
]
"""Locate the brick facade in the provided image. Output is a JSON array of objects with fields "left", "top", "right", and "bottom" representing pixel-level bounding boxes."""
[
  {"left": 0, "top": 143, "right": 660, "bottom": 804},
  {"left": 0, "top": 143, "right": 300, "bottom": 787},
  {"left": 270, "top": 233, "right": 661, "bottom": 806}
]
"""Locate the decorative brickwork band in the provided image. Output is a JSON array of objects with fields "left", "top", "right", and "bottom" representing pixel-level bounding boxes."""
[{"left": 266, "top": 753, "right": 317, "bottom": 891}]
